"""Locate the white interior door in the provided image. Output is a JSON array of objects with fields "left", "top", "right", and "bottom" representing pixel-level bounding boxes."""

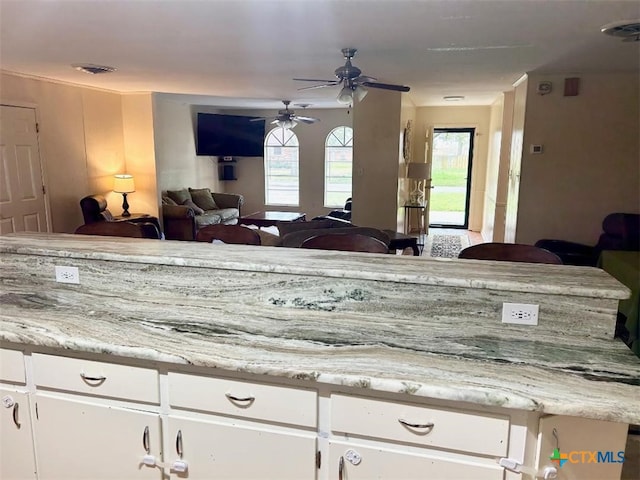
[{"left": 0, "top": 105, "right": 49, "bottom": 234}]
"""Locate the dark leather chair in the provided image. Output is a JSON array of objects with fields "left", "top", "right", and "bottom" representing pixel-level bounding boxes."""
[
  {"left": 300, "top": 233, "right": 389, "bottom": 253},
  {"left": 195, "top": 224, "right": 261, "bottom": 245},
  {"left": 79, "top": 195, "right": 161, "bottom": 233},
  {"left": 458, "top": 243, "right": 563, "bottom": 264},
  {"left": 75, "top": 221, "right": 161, "bottom": 239},
  {"left": 535, "top": 213, "right": 640, "bottom": 266}
]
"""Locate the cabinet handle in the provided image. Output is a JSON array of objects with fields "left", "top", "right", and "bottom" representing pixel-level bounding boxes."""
[
  {"left": 80, "top": 373, "right": 107, "bottom": 384},
  {"left": 12, "top": 402, "right": 21, "bottom": 428},
  {"left": 142, "top": 426, "right": 150, "bottom": 453},
  {"left": 176, "top": 429, "right": 183, "bottom": 458},
  {"left": 338, "top": 456, "right": 344, "bottom": 480},
  {"left": 225, "top": 393, "right": 255, "bottom": 404},
  {"left": 398, "top": 418, "right": 435, "bottom": 430}
]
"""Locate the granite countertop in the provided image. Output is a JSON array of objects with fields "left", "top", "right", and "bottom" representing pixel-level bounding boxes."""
[{"left": 1, "top": 233, "right": 638, "bottom": 424}]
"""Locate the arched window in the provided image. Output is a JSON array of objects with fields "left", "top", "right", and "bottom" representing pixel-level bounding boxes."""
[
  {"left": 264, "top": 128, "right": 299, "bottom": 206},
  {"left": 324, "top": 126, "right": 353, "bottom": 208}
]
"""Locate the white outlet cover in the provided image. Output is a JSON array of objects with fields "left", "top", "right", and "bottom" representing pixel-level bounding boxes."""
[
  {"left": 502, "top": 302, "right": 539, "bottom": 326},
  {"left": 55, "top": 266, "right": 80, "bottom": 284}
]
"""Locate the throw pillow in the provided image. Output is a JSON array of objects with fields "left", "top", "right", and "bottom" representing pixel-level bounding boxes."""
[
  {"left": 162, "top": 195, "right": 177, "bottom": 206},
  {"left": 189, "top": 188, "right": 218, "bottom": 211},
  {"left": 166, "top": 189, "right": 191, "bottom": 205},
  {"left": 182, "top": 199, "right": 205, "bottom": 215}
]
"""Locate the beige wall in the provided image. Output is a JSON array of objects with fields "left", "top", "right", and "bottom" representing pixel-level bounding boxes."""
[
  {"left": 122, "top": 94, "right": 158, "bottom": 217},
  {"left": 515, "top": 73, "right": 640, "bottom": 245},
  {"left": 414, "top": 105, "right": 491, "bottom": 232},
  {"left": 482, "top": 95, "right": 505, "bottom": 242},
  {"left": 352, "top": 89, "right": 402, "bottom": 230},
  {"left": 152, "top": 95, "right": 219, "bottom": 197},
  {"left": 505, "top": 77, "right": 527, "bottom": 243},
  {"left": 0, "top": 72, "right": 126, "bottom": 233}
]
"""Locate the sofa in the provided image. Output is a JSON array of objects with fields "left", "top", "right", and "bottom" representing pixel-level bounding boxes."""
[
  {"left": 535, "top": 212, "right": 640, "bottom": 266},
  {"left": 162, "top": 188, "right": 244, "bottom": 241}
]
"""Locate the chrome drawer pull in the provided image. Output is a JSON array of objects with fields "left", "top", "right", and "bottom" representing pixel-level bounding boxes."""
[
  {"left": 143, "top": 426, "right": 150, "bottom": 453},
  {"left": 225, "top": 393, "right": 255, "bottom": 403},
  {"left": 80, "top": 373, "right": 107, "bottom": 385},
  {"left": 13, "top": 402, "right": 21, "bottom": 428},
  {"left": 398, "top": 418, "right": 435, "bottom": 429},
  {"left": 176, "top": 429, "right": 184, "bottom": 458},
  {"left": 338, "top": 456, "right": 344, "bottom": 480}
]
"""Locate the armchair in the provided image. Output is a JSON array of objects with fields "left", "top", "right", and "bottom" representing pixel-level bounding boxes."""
[
  {"left": 534, "top": 213, "right": 640, "bottom": 266},
  {"left": 79, "top": 195, "right": 161, "bottom": 232}
]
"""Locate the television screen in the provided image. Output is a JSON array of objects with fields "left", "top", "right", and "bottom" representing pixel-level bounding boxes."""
[{"left": 196, "top": 113, "right": 265, "bottom": 157}]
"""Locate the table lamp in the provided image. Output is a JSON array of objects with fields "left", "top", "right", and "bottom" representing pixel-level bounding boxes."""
[
  {"left": 113, "top": 174, "right": 135, "bottom": 217},
  {"left": 407, "top": 162, "right": 429, "bottom": 206}
]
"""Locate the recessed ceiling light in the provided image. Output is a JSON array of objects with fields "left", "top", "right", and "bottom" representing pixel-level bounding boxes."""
[
  {"left": 600, "top": 20, "right": 640, "bottom": 41},
  {"left": 443, "top": 96, "right": 465, "bottom": 101},
  {"left": 71, "top": 63, "right": 117, "bottom": 74}
]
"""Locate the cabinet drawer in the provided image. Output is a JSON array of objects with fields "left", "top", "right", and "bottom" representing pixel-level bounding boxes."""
[
  {"left": 32, "top": 354, "right": 159, "bottom": 404},
  {"left": 331, "top": 394, "right": 509, "bottom": 457},
  {"left": 0, "top": 349, "right": 26, "bottom": 384},
  {"left": 168, "top": 372, "right": 317, "bottom": 427}
]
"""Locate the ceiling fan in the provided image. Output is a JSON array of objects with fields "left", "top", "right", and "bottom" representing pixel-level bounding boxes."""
[
  {"left": 252, "top": 100, "right": 319, "bottom": 129},
  {"left": 294, "top": 48, "right": 410, "bottom": 105}
]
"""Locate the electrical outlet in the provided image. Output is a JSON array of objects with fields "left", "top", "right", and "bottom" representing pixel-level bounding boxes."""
[
  {"left": 55, "top": 266, "right": 80, "bottom": 284},
  {"left": 502, "top": 303, "right": 539, "bottom": 326}
]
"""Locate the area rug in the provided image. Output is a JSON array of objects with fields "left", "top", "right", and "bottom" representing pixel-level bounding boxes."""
[{"left": 424, "top": 234, "right": 470, "bottom": 258}]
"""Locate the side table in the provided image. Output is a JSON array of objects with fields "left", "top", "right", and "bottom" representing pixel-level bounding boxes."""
[{"left": 403, "top": 204, "right": 426, "bottom": 236}]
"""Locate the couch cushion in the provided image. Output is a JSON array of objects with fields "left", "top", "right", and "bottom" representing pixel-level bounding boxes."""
[
  {"left": 189, "top": 188, "right": 219, "bottom": 211},
  {"left": 162, "top": 195, "right": 178, "bottom": 206},
  {"left": 215, "top": 208, "right": 240, "bottom": 223},
  {"left": 281, "top": 227, "right": 389, "bottom": 249},
  {"left": 183, "top": 199, "right": 205, "bottom": 215},
  {"left": 195, "top": 212, "right": 222, "bottom": 228},
  {"left": 166, "top": 189, "right": 192, "bottom": 205}
]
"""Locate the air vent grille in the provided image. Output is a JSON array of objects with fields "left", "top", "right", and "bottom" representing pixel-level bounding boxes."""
[{"left": 71, "top": 63, "right": 117, "bottom": 75}]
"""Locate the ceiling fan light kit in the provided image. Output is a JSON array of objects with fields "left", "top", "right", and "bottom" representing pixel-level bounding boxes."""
[{"left": 294, "top": 47, "right": 410, "bottom": 106}]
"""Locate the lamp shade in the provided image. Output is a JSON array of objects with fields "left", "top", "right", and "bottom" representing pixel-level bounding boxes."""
[
  {"left": 337, "top": 86, "right": 354, "bottom": 105},
  {"left": 113, "top": 174, "right": 135, "bottom": 193},
  {"left": 407, "top": 162, "right": 429, "bottom": 179}
]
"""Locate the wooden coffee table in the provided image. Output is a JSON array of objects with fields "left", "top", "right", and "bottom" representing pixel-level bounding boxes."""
[{"left": 239, "top": 211, "right": 306, "bottom": 228}]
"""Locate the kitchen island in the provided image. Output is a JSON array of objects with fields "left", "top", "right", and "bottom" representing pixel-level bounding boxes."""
[{"left": 1, "top": 233, "right": 638, "bottom": 480}]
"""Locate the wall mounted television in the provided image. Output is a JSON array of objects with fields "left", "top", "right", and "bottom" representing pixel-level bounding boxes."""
[{"left": 196, "top": 113, "right": 266, "bottom": 157}]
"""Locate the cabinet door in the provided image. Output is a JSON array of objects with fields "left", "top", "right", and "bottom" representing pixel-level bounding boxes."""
[
  {"left": 168, "top": 415, "right": 317, "bottom": 479},
  {"left": 34, "top": 395, "right": 162, "bottom": 480},
  {"left": 0, "top": 389, "right": 37, "bottom": 480},
  {"left": 329, "top": 441, "right": 504, "bottom": 480}
]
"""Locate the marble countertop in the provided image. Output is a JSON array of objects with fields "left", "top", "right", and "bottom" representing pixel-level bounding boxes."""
[{"left": 1, "top": 233, "right": 638, "bottom": 424}]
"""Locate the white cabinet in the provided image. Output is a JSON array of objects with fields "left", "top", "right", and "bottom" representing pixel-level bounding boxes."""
[
  {"left": 330, "top": 393, "right": 509, "bottom": 480},
  {"left": 0, "top": 348, "right": 37, "bottom": 480},
  {"left": 328, "top": 441, "right": 504, "bottom": 480},
  {"left": 167, "top": 371, "right": 318, "bottom": 479},
  {"left": 167, "top": 415, "right": 317, "bottom": 479},
  {"left": 30, "top": 353, "right": 162, "bottom": 479},
  {"left": 0, "top": 388, "right": 37, "bottom": 480}
]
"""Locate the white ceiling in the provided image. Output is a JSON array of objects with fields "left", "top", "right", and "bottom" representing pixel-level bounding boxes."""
[{"left": 1, "top": 0, "right": 638, "bottom": 109}]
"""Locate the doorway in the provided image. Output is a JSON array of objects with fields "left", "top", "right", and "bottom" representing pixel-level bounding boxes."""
[
  {"left": 428, "top": 128, "right": 474, "bottom": 229},
  {"left": 0, "top": 104, "right": 49, "bottom": 234}
]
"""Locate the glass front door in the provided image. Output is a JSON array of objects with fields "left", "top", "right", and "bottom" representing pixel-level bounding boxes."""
[{"left": 428, "top": 128, "right": 475, "bottom": 228}]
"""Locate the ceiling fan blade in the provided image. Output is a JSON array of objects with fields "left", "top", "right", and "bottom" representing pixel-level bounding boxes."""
[
  {"left": 297, "top": 83, "right": 339, "bottom": 91},
  {"left": 249, "top": 117, "right": 267, "bottom": 122},
  {"left": 361, "top": 81, "right": 410, "bottom": 92},
  {"left": 294, "top": 116, "right": 320, "bottom": 124},
  {"left": 354, "top": 75, "right": 377, "bottom": 83},
  {"left": 293, "top": 78, "right": 337, "bottom": 83}
]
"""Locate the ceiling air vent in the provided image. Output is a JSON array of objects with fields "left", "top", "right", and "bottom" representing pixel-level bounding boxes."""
[
  {"left": 600, "top": 20, "right": 640, "bottom": 42},
  {"left": 71, "top": 63, "right": 117, "bottom": 74}
]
